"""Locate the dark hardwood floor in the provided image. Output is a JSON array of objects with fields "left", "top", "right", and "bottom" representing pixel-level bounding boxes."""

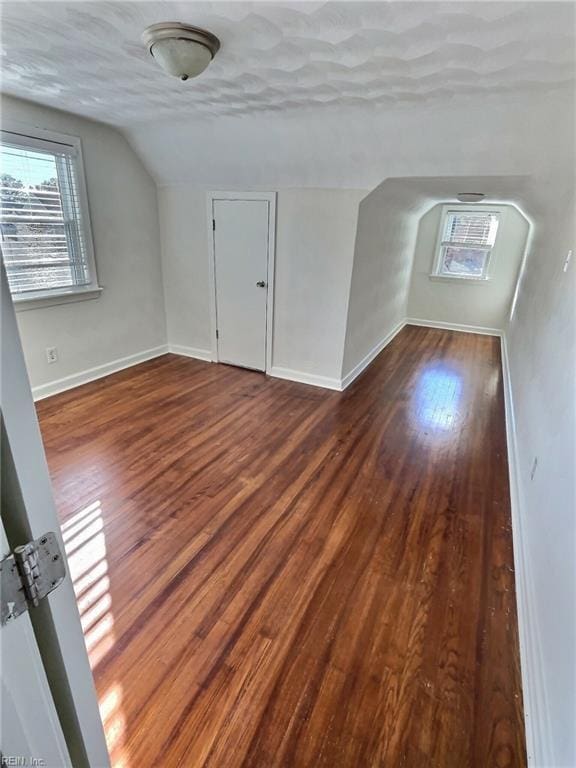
[{"left": 36, "top": 325, "right": 525, "bottom": 767}]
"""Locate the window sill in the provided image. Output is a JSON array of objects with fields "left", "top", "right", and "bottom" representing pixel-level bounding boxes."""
[
  {"left": 13, "top": 286, "right": 103, "bottom": 312},
  {"left": 428, "top": 274, "right": 491, "bottom": 285}
]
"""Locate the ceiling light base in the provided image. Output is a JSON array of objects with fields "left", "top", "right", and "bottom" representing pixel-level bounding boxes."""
[{"left": 456, "top": 192, "right": 486, "bottom": 203}]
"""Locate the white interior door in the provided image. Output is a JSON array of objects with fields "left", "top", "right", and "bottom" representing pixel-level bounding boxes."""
[
  {"left": 1, "top": 264, "right": 110, "bottom": 766},
  {"left": 1, "top": 522, "right": 71, "bottom": 767},
  {"left": 213, "top": 199, "right": 270, "bottom": 371}
]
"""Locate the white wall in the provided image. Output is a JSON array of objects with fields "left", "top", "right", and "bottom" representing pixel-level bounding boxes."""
[
  {"left": 1, "top": 96, "right": 166, "bottom": 391},
  {"left": 342, "top": 179, "right": 427, "bottom": 378},
  {"left": 272, "top": 189, "right": 364, "bottom": 380},
  {"left": 157, "top": 185, "right": 365, "bottom": 382},
  {"left": 157, "top": 186, "right": 211, "bottom": 355},
  {"left": 506, "top": 180, "right": 575, "bottom": 767},
  {"left": 407, "top": 203, "right": 529, "bottom": 331}
]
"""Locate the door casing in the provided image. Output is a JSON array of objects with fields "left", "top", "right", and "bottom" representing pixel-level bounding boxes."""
[{"left": 207, "top": 191, "right": 277, "bottom": 372}]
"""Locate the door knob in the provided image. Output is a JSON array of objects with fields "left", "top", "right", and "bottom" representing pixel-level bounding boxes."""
[{"left": 256, "top": 280, "right": 266, "bottom": 287}]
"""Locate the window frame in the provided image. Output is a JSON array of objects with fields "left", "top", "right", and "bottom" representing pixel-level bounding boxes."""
[
  {"left": 1, "top": 122, "right": 101, "bottom": 309},
  {"left": 430, "top": 204, "right": 500, "bottom": 283}
]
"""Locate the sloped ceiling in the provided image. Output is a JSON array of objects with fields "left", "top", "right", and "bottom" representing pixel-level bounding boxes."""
[
  {"left": 1, "top": 1, "right": 574, "bottom": 186},
  {"left": 124, "top": 89, "right": 575, "bottom": 187}
]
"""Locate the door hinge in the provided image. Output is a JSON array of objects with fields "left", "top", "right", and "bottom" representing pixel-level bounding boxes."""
[
  {"left": 216, "top": 329, "right": 219, "bottom": 339},
  {"left": 212, "top": 219, "right": 216, "bottom": 231},
  {"left": 1, "top": 532, "right": 66, "bottom": 626}
]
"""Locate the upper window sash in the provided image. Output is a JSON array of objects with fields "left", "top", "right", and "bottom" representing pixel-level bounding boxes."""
[
  {"left": 441, "top": 210, "right": 500, "bottom": 248},
  {"left": 0, "top": 124, "right": 99, "bottom": 303}
]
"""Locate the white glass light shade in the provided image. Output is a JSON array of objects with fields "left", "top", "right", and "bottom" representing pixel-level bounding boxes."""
[
  {"left": 143, "top": 23, "right": 220, "bottom": 81},
  {"left": 150, "top": 38, "right": 213, "bottom": 80}
]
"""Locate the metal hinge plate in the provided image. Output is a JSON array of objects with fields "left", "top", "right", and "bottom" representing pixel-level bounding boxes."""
[{"left": 1, "top": 532, "right": 66, "bottom": 626}]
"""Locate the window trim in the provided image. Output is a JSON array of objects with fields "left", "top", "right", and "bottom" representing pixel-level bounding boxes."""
[
  {"left": 1, "top": 121, "right": 101, "bottom": 306},
  {"left": 430, "top": 204, "right": 500, "bottom": 282}
]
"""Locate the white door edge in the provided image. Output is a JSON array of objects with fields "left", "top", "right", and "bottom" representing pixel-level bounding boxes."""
[
  {"left": 0, "top": 522, "right": 71, "bottom": 767},
  {"left": 1, "top": 265, "right": 110, "bottom": 767}
]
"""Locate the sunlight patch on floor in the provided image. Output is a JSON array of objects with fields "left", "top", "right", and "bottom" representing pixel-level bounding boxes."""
[
  {"left": 411, "top": 362, "right": 464, "bottom": 435},
  {"left": 99, "top": 683, "right": 129, "bottom": 768},
  {"left": 63, "top": 499, "right": 127, "bottom": 766}
]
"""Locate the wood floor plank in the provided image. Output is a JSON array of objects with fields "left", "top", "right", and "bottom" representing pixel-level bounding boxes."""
[{"left": 36, "top": 325, "right": 526, "bottom": 767}]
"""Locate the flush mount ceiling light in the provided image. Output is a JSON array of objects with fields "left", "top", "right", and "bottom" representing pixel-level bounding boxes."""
[
  {"left": 142, "top": 22, "right": 220, "bottom": 81},
  {"left": 456, "top": 192, "right": 486, "bottom": 203}
]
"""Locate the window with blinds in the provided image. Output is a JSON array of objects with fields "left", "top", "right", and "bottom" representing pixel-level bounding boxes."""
[
  {"left": 0, "top": 129, "right": 97, "bottom": 299},
  {"left": 434, "top": 209, "right": 499, "bottom": 279}
]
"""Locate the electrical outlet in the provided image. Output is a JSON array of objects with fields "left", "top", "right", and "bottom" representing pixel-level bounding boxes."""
[{"left": 46, "top": 346, "right": 58, "bottom": 364}]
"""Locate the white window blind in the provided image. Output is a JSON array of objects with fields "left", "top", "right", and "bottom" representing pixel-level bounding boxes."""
[
  {"left": 0, "top": 131, "right": 96, "bottom": 297},
  {"left": 435, "top": 210, "right": 499, "bottom": 279}
]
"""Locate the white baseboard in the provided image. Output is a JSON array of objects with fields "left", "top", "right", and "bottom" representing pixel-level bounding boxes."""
[
  {"left": 269, "top": 366, "right": 342, "bottom": 391},
  {"left": 500, "top": 335, "right": 552, "bottom": 767},
  {"left": 340, "top": 320, "right": 406, "bottom": 390},
  {"left": 32, "top": 345, "right": 169, "bottom": 401},
  {"left": 167, "top": 344, "right": 213, "bottom": 362},
  {"left": 406, "top": 317, "right": 502, "bottom": 336}
]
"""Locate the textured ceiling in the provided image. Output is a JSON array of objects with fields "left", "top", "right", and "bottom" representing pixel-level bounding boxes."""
[{"left": 1, "top": 1, "right": 575, "bottom": 127}]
